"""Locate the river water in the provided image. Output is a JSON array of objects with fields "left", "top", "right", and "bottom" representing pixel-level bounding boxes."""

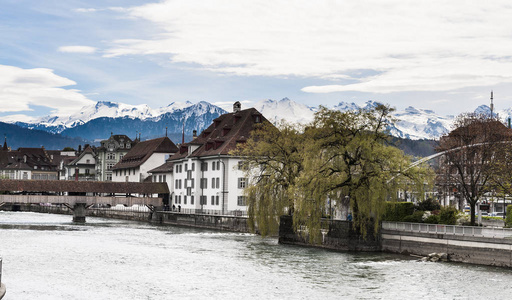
[{"left": 1, "top": 211, "right": 511, "bottom": 299}]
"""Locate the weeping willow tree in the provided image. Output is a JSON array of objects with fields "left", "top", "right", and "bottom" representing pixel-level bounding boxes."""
[
  {"left": 235, "top": 121, "right": 306, "bottom": 236},
  {"left": 296, "top": 105, "right": 433, "bottom": 241},
  {"left": 236, "top": 104, "right": 433, "bottom": 243}
]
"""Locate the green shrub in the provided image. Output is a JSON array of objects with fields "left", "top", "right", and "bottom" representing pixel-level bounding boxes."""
[
  {"left": 383, "top": 202, "right": 415, "bottom": 221},
  {"left": 402, "top": 210, "right": 424, "bottom": 223},
  {"left": 506, "top": 205, "right": 512, "bottom": 228},
  {"left": 415, "top": 198, "right": 441, "bottom": 212},
  {"left": 424, "top": 215, "right": 439, "bottom": 224},
  {"left": 439, "top": 206, "right": 458, "bottom": 225}
]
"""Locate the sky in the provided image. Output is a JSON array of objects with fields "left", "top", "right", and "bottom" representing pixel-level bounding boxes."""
[{"left": 2, "top": 0, "right": 512, "bottom": 122}]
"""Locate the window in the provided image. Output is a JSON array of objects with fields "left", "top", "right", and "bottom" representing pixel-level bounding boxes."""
[
  {"left": 217, "top": 161, "right": 220, "bottom": 170},
  {"left": 163, "top": 175, "right": 166, "bottom": 182},
  {"left": 200, "top": 178, "right": 208, "bottom": 189},
  {"left": 85, "top": 169, "right": 90, "bottom": 175},
  {"left": 200, "top": 196, "right": 207, "bottom": 205},
  {"left": 211, "top": 196, "right": 215, "bottom": 205},
  {"left": 86, "top": 159, "right": 90, "bottom": 164},
  {"left": 175, "top": 179, "right": 179, "bottom": 189},
  {"left": 106, "top": 174, "right": 112, "bottom": 181},
  {"left": 23, "top": 172, "right": 28, "bottom": 180},
  {"left": 191, "top": 196, "right": 194, "bottom": 205},
  {"left": 185, "top": 163, "right": 188, "bottom": 171},
  {"left": 159, "top": 175, "right": 162, "bottom": 182},
  {"left": 187, "top": 187, "right": 192, "bottom": 196},
  {"left": 184, "top": 196, "right": 187, "bottom": 205},
  {"left": 238, "top": 177, "right": 247, "bottom": 189},
  {"left": 212, "top": 161, "right": 216, "bottom": 171},
  {"left": 190, "top": 178, "right": 194, "bottom": 188},
  {"left": 120, "top": 155, "right": 124, "bottom": 160},
  {"left": 127, "top": 143, "right": 131, "bottom": 149},
  {"left": 178, "top": 195, "right": 181, "bottom": 204},
  {"left": 107, "top": 153, "right": 116, "bottom": 160},
  {"left": 201, "top": 162, "right": 208, "bottom": 171},
  {"left": 216, "top": 195, "right": 219, "bottom": 205},
  {"left": 216, "top": 178, "right": 220, "bottom": 189},
  {"left": 192, "top": 163, "right": 195, "bottom": 171},
  {"left": 238, "top": 161, "right": 246, "bottom": 170},
  {"left": 175, "top": 196, "right": 178, "bottom": 204},
  {"left": 237, "top": 196, "right": 247, "bottom": 206},
  {"left": 107, "top": 163, "right": 115, "bottom": 170},
  {"left": 211, "top": 178, "right": 215, "bottom": 188},
  {"left": 153, "top": 175, "right": 157, "bottom": 182}
]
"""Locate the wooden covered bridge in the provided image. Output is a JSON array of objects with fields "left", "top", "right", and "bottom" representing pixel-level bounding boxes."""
[{"left": 0, "top": 179, "right": 170, "bottom": 222}]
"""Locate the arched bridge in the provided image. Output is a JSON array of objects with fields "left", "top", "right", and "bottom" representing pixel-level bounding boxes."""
[{"left": 0, "top": 180, "right": 169, "bottom": 223}]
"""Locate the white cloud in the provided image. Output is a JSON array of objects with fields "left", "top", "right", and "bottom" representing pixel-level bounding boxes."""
[
  {"left": 58, "top": 46, "right": 97, "bottom": 54},
  {"left": 0, "top": 65, "right": 96, "bottom": 117},
  {"left": 102, "top": 0, "right": 512, "bottom": 94}
]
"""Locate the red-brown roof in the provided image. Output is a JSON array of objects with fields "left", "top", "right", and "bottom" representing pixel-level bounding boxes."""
[
  {"left": 169, "top": 107, "right": 266, "bottom": 160},
  {"left": 148, "top": 161, "right": 174, "bottom": 174},
  {"left": 113, "top": 137, "right": 178, "bottom": 170},
  {"left": 0, "top": 179, "right": 169, "bottom": 194}
]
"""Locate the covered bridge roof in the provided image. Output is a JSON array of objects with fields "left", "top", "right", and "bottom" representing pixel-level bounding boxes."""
[{"left": 0, "top": 180, "right": 169, "bottom": 194}]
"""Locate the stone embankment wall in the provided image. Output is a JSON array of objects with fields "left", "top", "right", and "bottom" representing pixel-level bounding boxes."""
[
  {"left": 381, "top": 227, "right": 512, "bottom": 267},
  {"left": 152, "top": 211, "right": 250, "bottom": 233},
  {"left": 278, "top": 216, "right": 381, "bottom": 252}
]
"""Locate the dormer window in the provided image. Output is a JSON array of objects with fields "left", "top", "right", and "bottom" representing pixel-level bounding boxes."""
[
  {"left": 222, "top": 127, "right": 231, "bottom": 136},
  {"left": 234, "top": 115, "right": 241, "bottom": 124},
  {"left": 214, "top": 119, "right": 221, "bottom": 127},
  {"left": 214, "top": 140, "right": 223, "bottom": 150},
  {"left": 202, "top": 131, "right": 210, "bottom": 138},
  {"left": 205, "top": 142, "right": 213, "bottom": 151},
  {"left": 254, "top": 115, "right": 261, "bottom": 123}
]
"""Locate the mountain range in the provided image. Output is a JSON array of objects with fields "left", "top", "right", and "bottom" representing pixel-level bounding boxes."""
[{"left": 1, "top": 97, "right": 503, "bottom": 151}]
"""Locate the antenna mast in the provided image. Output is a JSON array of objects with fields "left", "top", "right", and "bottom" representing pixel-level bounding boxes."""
[{"left": 490, "top": 90, "right": 494, "bottom": 118}]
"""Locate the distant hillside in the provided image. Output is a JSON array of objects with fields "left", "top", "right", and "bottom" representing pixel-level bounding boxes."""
[
  {"left": 0, "top": 121, "right": 86, "bottom": 150},
  {"left": 390, "top": 137, "right": 438, "bottom": 157}
]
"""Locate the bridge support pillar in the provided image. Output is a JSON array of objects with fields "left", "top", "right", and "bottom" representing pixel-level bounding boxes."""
[{"left": 72, "top": 203, "right": 87, "bottom": 223}]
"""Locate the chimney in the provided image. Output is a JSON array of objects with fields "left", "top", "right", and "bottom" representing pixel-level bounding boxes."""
[
  {"left": 193, "top": 130, "right": 197, "bottom": 139},
  {"left": 233, "top": 101, "right": 241, "bottom": 112}
]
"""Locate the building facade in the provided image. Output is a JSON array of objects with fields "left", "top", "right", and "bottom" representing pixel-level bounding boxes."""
[
  {"left": 112, "top": 136, "right": 178, "bottom": 183},
  {"left": 151, "top": 102, "right": 266, "bottom": 215},
  {"left": 95, "top": 135, "right": 136, "bottom": 181}
]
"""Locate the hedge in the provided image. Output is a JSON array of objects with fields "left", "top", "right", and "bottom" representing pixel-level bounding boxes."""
[
  {"left": 506, "top": 205, "right": 512, "bottom": 228},
  {"left": 383, "top": 202, "right": 415, "bottom": 222}
]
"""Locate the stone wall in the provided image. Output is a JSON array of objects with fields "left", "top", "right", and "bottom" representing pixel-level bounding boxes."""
[
  {"left": 382, "top": 228, "right": 512, "bottom": 267},
  {"left": 153, "top": 211, "right": 250, "bottom": 233},
  {"left": 278, "top": 216, "right": 381, "bottom": 252}
]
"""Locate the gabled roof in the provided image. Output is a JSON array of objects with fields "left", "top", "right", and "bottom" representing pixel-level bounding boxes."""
[
  {"left": 148, "top": 161, "right": 174, "bottom": 174},
  {"left": 112, "top": 137, "right": 178, "bottom": 170},
  {"left": 68, "top": 146, "right": 95, "bottom": 166},
  {"left": 169, "top": 106, "right": 267, "bottom": 160},
  {"left": 0, "top": 147, "right": 59, "bottom": 171}
]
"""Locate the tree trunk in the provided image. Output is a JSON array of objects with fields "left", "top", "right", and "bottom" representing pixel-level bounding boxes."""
[{"left": 470, "top": 202, "right": 476, "bottom": 226}]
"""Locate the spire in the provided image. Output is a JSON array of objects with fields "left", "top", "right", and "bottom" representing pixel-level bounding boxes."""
[
  {"left": 490, "top": 90, "right": 494, "bottom": 118},
  {"left": 165, "top": 126, "right": 168, "bottom": 137},
  {"left": 3, "top": 134, "right": 7, "bottom": 151}
]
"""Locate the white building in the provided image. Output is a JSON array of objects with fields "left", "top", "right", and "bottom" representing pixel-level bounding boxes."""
[
  {"left": 63, "top": 146, "right": 96, "bottom": 181},
  {"left": 112, "top": 136, "right": 178, "bottom": 183},
  {"left": 150, "top": 102, "right": 266, "bottom": 215},
  {"left": 96, "top": 134, "right": 137, "bottom": 181}
]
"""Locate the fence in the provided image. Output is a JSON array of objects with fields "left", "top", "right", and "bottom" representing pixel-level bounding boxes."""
[
  {"left": 382, "top": 221, "right": 512, "bottom": 239},
  {"left": 165, "top": 207, "right": 247, "bottom": 217}
]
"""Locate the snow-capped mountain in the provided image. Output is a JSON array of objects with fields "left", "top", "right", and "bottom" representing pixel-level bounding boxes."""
[
  {"left": 253, "top": 98, "right": 316, "bottom": 124},
  {"left": 6, "top": 97, "right": 502, "bottom": 144},
  {"left": 255, "top": 98, "right": 455, "bottom": 140},
  {"left": 32, "top": 100, "right": 196, "bottom": 132}
]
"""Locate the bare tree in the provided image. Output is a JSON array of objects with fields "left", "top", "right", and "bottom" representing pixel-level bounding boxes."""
[{"left": 437, "top": 113, "right": 512, "bottom": 225}]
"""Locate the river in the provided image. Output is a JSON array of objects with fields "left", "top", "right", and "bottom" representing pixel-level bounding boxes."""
[{"left": 0, "top": 211, "right": 511, "bottom": 299}]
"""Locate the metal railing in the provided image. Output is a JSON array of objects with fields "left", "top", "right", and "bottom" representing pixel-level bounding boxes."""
[
  {"left": 382, "top": 221, "right": 512, "bottom": 239},
  {"left": 163, "top": 207, "right": 247, "bottom": 217}
]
